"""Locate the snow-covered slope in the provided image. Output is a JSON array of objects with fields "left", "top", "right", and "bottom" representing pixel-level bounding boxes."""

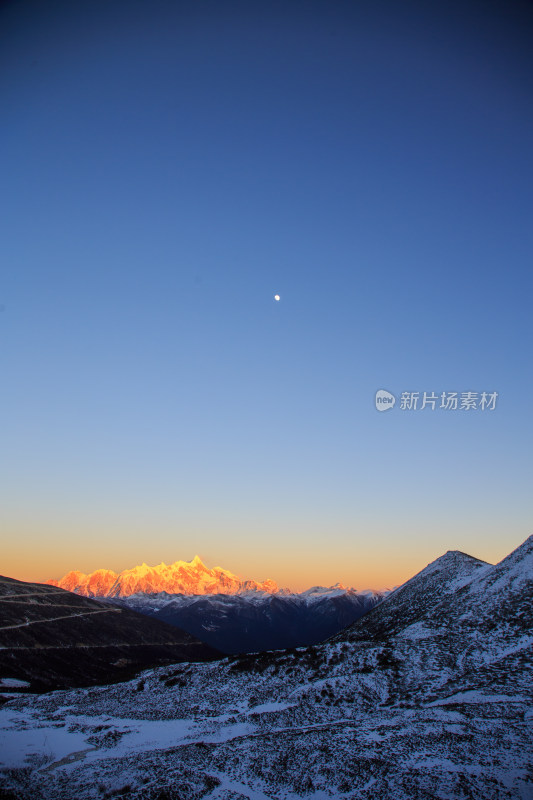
[
  {"left": 47, "top": 556, "right": 280, "bottom": 597},
  {"left": 329, "top": 548, "right": 491, "bottom": 642},
  {"left": 1, "top": 536, "right": 531, "bottom": 799}
]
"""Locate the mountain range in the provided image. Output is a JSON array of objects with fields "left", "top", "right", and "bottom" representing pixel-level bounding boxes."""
[
  {"left": 110, "top": 586, "right": 385, "bottom": 654},
  {"left": 47, "top": 556, "right": 280, "bottom": 596},
  {"left": 1, "top": 535, "right": 530, "bottom": 799},
  {"left": 47, "top": 557, "right": 385, "bottom": 653}
]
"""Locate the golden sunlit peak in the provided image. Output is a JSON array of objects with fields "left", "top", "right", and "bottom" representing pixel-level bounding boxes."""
[{"left": 46, "top": 557, "right": 280, "bottom": 596}]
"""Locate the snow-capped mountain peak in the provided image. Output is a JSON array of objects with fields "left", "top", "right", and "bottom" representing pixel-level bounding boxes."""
[{"left": 47, "top": 556, "right": 280, "bottom": 598}]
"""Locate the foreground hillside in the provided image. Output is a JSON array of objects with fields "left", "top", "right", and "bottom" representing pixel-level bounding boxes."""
[
  {"left": 0, "top": 577, "right": 219, "bottom": 691},
  {"left": 0, "top": 537, "right": 531, "bottom": 799}
]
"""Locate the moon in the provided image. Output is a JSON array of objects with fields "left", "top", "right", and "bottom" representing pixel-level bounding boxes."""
[{"left": 274, "top": 294, "right": 280, "bottom": 301}]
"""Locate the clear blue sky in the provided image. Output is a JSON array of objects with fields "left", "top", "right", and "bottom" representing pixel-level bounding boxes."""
[{"left": 1, "top": 0, "right": 532, "bottom": 589}]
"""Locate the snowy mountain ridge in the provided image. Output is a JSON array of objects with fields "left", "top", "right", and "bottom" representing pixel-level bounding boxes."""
[
  {"left": 47, "top": 556, "right": 382, "bottom": 601},
  {"left": 47, "top": 556, "right": 282, "bottom": 597}
]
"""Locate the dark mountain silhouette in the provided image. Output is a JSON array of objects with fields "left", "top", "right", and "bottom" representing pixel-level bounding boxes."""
[{"left": 0, "top": 575, "right": 219, "bottom": 691}]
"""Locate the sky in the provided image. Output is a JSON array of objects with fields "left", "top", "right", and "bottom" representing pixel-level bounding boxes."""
[{"left": 1, "top": 0, "right": 532, "bottom": 591}]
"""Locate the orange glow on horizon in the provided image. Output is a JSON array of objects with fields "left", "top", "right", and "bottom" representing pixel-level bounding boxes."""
[
  {"left": 1, "top": 548, "right": 492, "bottom": 594},
  {"left": 2, "top": 520, "right": 525, "bottom": 595}
]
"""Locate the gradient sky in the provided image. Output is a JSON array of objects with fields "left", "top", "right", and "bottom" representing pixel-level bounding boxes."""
[{"left": 1, "top": 0, "right": 532, "bottom": 591}]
